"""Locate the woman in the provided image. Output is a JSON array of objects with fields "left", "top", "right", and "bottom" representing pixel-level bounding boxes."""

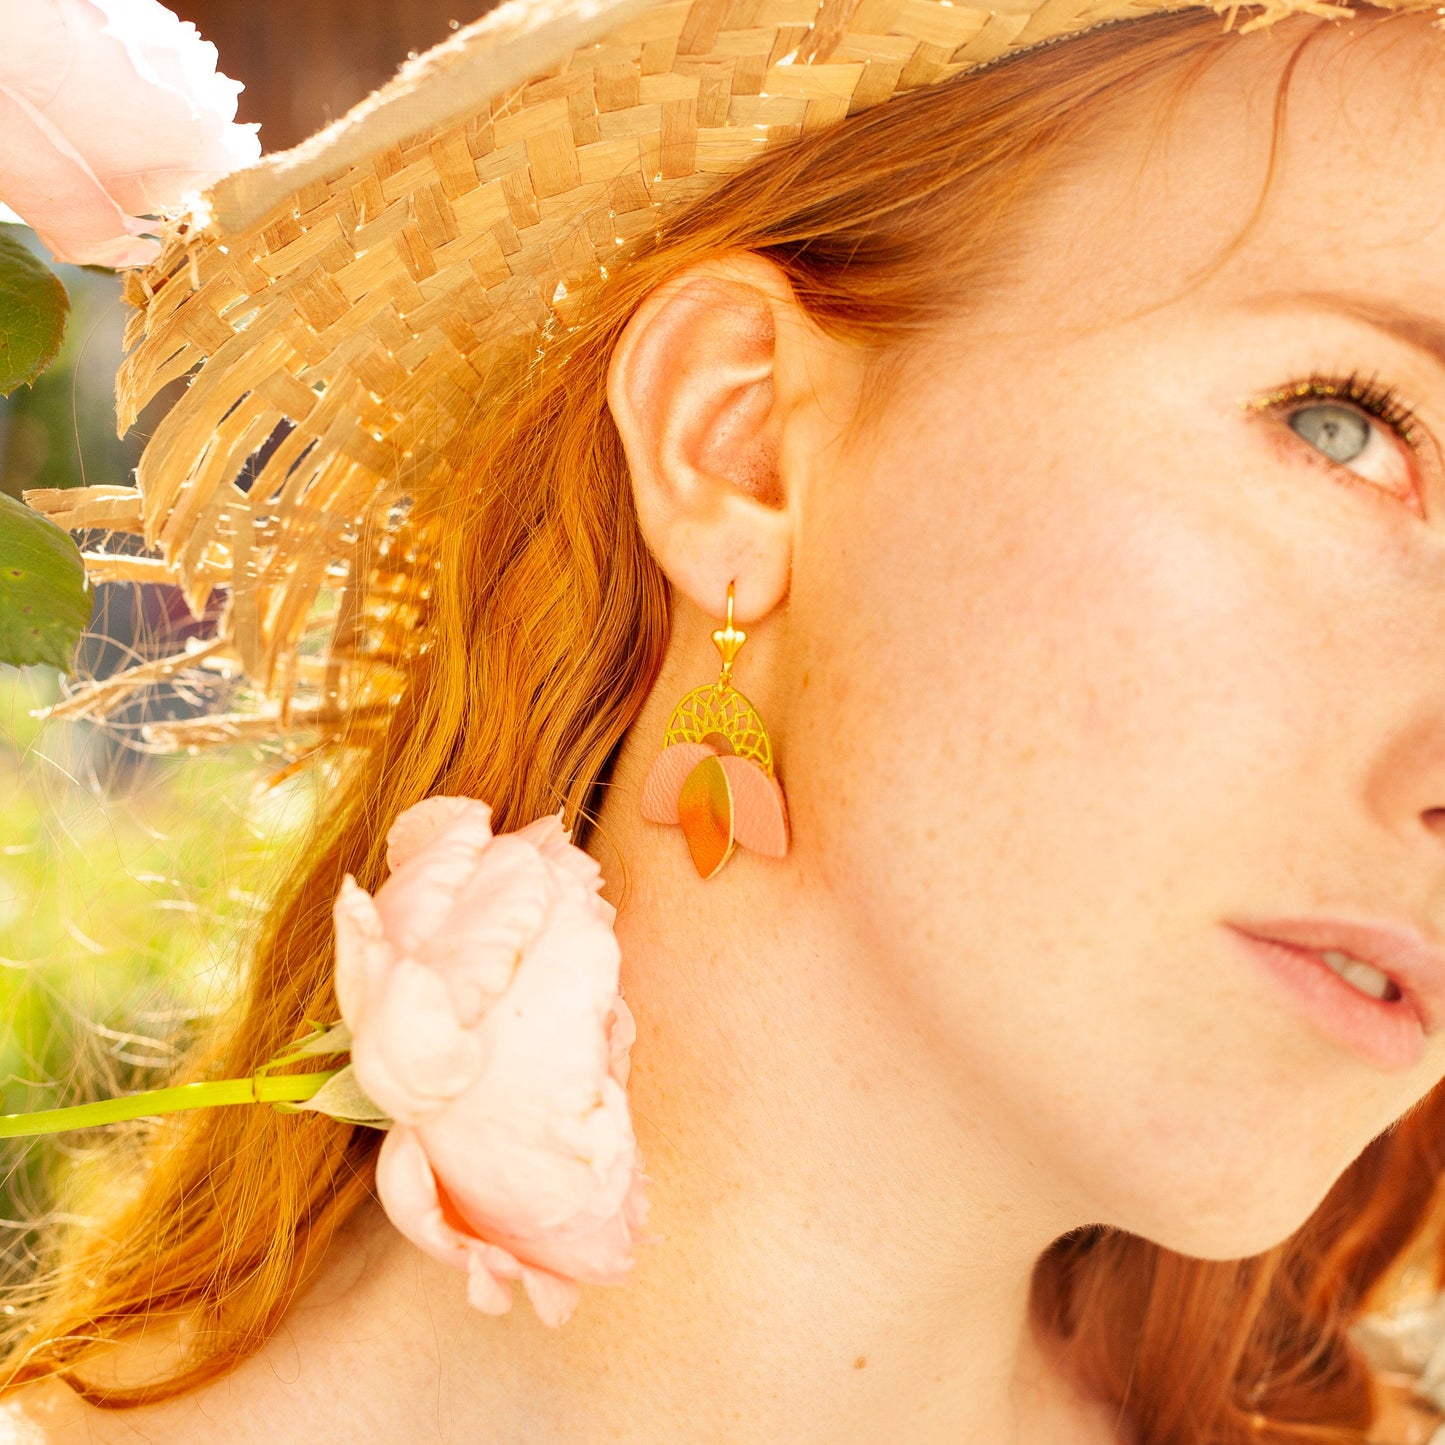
[{"left": 6, "top": 0, "right": 1445, "bottom": 1439}]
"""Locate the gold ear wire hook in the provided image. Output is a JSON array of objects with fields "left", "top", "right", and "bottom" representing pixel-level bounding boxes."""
[{"left": 711, "top": 580, "right": 746, "bottom": 692}]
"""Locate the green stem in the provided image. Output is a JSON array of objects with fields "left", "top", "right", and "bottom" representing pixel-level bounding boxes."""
[{"left": 0, "top": 1070, "right": 339, "bottom": 1139}]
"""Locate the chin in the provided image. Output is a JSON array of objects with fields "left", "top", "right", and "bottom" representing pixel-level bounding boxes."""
[{"left": 1128, "top": 1176, "right": 1342, "bottom": 1263}]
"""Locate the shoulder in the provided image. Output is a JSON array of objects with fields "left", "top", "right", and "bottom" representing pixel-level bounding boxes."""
[
  {"left": 0, "top": 1380, "right": 72, "bottom": 1445},
  {"left": 0, "top": 1209, "right": 459, "bottom": 1445},
  {"left": 0, "top": 1353, "right": 366, "bottom": 1445},
  {"left": 0, "top": 1370, "right": 258, "bottom": 1445},
  {"left": 0, "top": 1309, "right": 350, "bottom": 1445},
  {"left": 1367, "top": 1370, "right": 1443, "bottom": 1445},
  {"left": 0, "top": 1314, "right": 206, "bottom": 1443},
  {"left": 0, "top": 1378, "right": 117, "bottom": 1445},
  {"left": 0, "top": 1202, "right": 502, "bottom": 1445}
]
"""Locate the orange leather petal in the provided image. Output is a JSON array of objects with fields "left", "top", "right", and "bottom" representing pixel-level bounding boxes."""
[
  {"left": 717, "top": 756, "right": 790, "bottom": 858},
  {"left": 678, "top": 754, "right": 736, "bottom": 879},
  {"left": 640, "top": 742, "right": 717, "bottom": 824}
]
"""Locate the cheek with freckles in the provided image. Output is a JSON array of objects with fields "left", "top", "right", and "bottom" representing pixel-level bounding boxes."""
[{"left": 786, "top": 379, "right": 1424, "bottom": 1255}]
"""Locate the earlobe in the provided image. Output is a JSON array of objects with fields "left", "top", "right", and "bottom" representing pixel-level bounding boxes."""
[{"left": 605, "top": 257, "right": 799, "bottom": 620}]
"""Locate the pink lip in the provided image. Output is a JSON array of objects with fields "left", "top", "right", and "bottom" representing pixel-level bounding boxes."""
[{"left": 1226, "top": 917, "right": 1445, "bottom": 1073}]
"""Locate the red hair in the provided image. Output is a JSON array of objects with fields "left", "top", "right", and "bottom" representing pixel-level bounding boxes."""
[{"left": 5, "top": 8, "right": 1444, "bottom": 1440}]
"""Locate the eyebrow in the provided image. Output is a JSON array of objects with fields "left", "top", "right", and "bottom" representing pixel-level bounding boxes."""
[{"left": 1245, "top": 289, "right": 1445, "bottom": 379}]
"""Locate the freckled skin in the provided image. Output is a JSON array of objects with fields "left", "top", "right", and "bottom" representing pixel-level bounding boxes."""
[{"left": 787, "top": 14, "right": 1445, "bottom": 1259}]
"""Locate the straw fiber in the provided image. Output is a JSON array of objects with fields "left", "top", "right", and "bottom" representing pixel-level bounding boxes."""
[{"left": 25, "top": 0, "right": 1442, "bottom": 749}]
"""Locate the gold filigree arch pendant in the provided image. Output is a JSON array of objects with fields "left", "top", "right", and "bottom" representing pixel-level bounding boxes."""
[{"left": 662, "top": 682, "right": 775, "bottom": 776}]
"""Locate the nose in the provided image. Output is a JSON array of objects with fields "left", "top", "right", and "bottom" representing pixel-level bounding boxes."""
[
  {"left": 1365, "top": 727, "right": 1445, "bottom": 926},
  {"left": 1421, "top": 810, "right": 1445, "bottom": 924},
  {"left": 1358, "top": 676, "right": 1445, "bottom": 915}
]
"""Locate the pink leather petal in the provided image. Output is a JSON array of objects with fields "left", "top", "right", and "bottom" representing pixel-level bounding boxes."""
[
  {"left": 639, "top": 742, "right": 718, "bottom": 824},
  {"left": 717, "top": 756, "right": 790, "bottom": 858}
]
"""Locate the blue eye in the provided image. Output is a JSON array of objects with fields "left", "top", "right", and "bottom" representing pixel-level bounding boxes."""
[
  {"left": 1289, "top": 403, "right": 1370, "bottom": 466},
  {"left": 1247, "top": 369, "right": 1425, "bottom": 515}
]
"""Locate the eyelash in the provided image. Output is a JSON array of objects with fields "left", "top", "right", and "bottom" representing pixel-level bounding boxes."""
[
  {"left": 1263, "top": 369, "right": 1422, "bottom": 447},
  {"left": 1247, "top": 368, "right": 1426, "bottom": 510}
]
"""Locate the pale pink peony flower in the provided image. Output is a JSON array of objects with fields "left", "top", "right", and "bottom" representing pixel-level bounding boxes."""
[
  {"left": 333, "top": 796, "right": 653, "bottom": 1327},
  {"left": 0, "top": 0, "right": 260, "bottom": 267}
]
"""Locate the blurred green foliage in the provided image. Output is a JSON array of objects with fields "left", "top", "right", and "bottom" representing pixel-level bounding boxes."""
[{"left": 0, "top": 667, "right": 317, "bottom": 1286}]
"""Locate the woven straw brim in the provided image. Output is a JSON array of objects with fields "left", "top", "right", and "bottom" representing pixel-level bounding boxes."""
[{"left": 24, "top": 0, "right": 1443, "bottom": 750}]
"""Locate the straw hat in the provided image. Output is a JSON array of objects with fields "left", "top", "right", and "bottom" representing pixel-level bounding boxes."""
[{"left": 24, "top": 0, "right": 1442, "bottom": 751}]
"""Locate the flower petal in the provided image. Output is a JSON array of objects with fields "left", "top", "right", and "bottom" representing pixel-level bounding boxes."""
[
  {"left": 0, "top": 0, "right": 259, "bottom": 263},
  {"left": 462, "top": 1241, "right": 515, "bottom": 1315},
  {"left": 350, "top": 955, "right": 483, "bottom": 1126},
  {"left": 332, "top": 875, "right": 392, "bottom": 1032},
  {"left": 348, "top": 794, "right": 653, "bottom": 1328},
  {"left": 417, "top": 966, "right": 645, "bottom": 1263},
  {"left": 513, "top": 811, "right": 607, "bottom": 899},
  {"left": 0, "top": 2, "right": 70, "bottom": 100},
  {"left": 624, "top": 1166, "right": 653, "bottom": 1235},
  {"left": 403, "top": 836, "right": 551, "bottom": 1026},
  {"left": 605, "top": 994, "right": 636, "bottom": 1088},
  {"left": 520, "top": 1265, "right": 581, "bottom": 1328},
  {"left": 0, "top": 85, "right": 156, "bottom": 266},
  {"left": 373, "top": 1126, "right": 471, "bottom": 1272},
  {"left": 3, "top": 0, "right": 260, "bottom": 219},
  {"left": 373, "top": 804, "right": 510, "bottom": 958},
  {"left": 385, "top": 796, "right": 490, "bottom": 873}
]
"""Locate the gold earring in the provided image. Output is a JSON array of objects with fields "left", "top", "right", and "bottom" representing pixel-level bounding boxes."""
[{"left": 639, "top": 580, "right": 790, "bottom": 879}]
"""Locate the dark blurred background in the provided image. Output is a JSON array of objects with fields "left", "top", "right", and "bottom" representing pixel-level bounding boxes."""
[{"left": 178, "top": 1, "right": 477, "bottom": 150}]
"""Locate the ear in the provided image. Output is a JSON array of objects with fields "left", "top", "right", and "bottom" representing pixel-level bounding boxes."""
[{"left": 605, "top": 252, "right": 819, "bottom": 624}]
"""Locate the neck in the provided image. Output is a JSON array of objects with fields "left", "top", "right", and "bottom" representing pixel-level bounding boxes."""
[
  {"left": 550, "top": 772, "right": 1110, "bottom": 1444},
  {"left": 290, "top": 698, "right": 1127, "bottom": 1444}
]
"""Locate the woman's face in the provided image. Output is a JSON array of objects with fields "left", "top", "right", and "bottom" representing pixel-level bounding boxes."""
[{"left": 789, "top": 11, "right": 1445, "bottom": 1257}]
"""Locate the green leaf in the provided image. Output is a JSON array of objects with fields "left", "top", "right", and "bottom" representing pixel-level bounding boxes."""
[
  {"left": 289, "top": 1019, "right": 352, "bottom": 1058},
  {"left": 0, "top": 491, "right": 91, "bottom": 671},
  {"left": 290, "top": 1063, "right": 393, "bottom": 1128},
  {"left": 0, "top": 229, "right": 69, "bottom": 395},
  {"left": 260, "top": 1019, "right": 352, "bottom": 1072}
]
